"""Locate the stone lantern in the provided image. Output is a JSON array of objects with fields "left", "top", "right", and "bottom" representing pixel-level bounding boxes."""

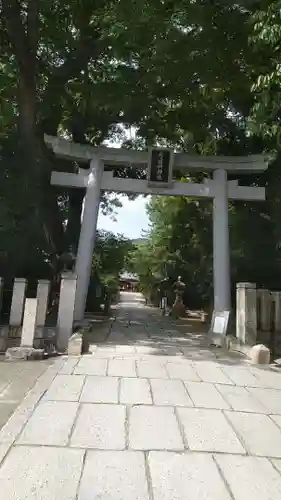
[{"left": 171, "top": 276, "right": 186, "bottom": 318}]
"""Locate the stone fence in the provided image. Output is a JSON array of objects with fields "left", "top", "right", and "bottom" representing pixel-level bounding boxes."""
[
  {"left": 236, "top": 283, "right": 281, "bottom": 351},
  {"left": 0, "top": 273, "right": 77, "bottom": 356}
]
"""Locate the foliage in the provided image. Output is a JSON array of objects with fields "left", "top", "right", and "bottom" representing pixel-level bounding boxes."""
[
  {"left": 1, "top": 0, "right": 281, "bottom": 309},
  {"left": 87, "top": 230, "right": 133, "bottom": 309},
  {"left": 247, "top": 1, "right": 281, "bottom": 143},
  {"left": 128, "top": 196, "right": 213, "bottom": 307},
  {"left": 93, "top": 230, "right": 133, "bottom": 281}
]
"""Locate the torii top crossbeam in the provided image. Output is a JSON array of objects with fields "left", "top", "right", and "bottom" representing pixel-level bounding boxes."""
[{"left": 45, "top": 134, "right": 268, "bottom": 173}]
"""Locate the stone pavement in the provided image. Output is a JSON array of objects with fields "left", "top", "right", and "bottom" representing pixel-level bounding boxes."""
[
  {"left": 2, "top": 292, "right": 281, "bottom": 498},
  {"left": 0, "top": 357, "right": 53, "bottom": 431}
]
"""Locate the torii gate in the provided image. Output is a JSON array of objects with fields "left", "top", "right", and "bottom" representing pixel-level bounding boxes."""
[{"left": 45, "top": 135, "right": 268, "bottom": 322}]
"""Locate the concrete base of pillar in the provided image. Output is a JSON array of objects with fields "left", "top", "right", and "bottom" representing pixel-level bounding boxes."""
[
  {"left": 67, "top": 332, "right": 83, "bottom": 356},
  {"left": 236, "top": 282, "right": 257, "bottom": 345},
  {"left": 225, "top": 334, "right": 252, "bottom": 357},
  {"left": 5, "top": 347, "right": 44, "bottom": 361},
  {"left": 250, "top": 344, "right": 270, "bottom": 365},
  {"left": 209, "top": 332, "right": 226, "bottom": 348},
  {"left": 257, "top": 289, "right": 271, "bottom": 332}
]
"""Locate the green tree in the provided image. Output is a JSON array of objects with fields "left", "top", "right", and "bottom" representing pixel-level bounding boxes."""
[
  {"left": 1, "top": 0, "right": 280, "bottom": 302},
  {"left": 87, "top": 230, "right": 132, "bottom": 310},
  {"left": 249, "top": 0, "right": 281, "bottom": 143}
]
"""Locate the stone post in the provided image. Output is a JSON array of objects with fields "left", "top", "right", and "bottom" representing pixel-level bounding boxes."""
[
  {"left": 236, "top": 282, "right": 257, "bottom": 345},
  {"left": 257, "top": 289, "right": 271, "bottom": 332},
  {"left": 5, "top": 298, "right": 44, "bottom": 360},
  {"left": 9, "top": 278, "right": 27, "bottom": 326},
  {"left": 36, "top": 280, "right": 50, "bottom": 327},
  {"left": 213, "top": 169, "right": 231, "bottom": 312},
  {"left": 271, "top": 292, "right": 281, "bottom": 332},
  {"left": 21, "top": 299, "right": 38, "bottom": 347},
  {"left": 57, "top": 272, "right": 77, "bottom": 352}
]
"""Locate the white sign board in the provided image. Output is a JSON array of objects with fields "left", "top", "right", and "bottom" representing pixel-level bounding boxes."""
[
  {"left": 209, "top": 310, "right": 230, "bottom": 347},
  {"left": 213, "top": 316, "right": 226, "bottom": 335}
]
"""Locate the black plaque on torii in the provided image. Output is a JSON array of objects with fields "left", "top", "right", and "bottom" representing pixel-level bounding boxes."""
[{"left": 147, "top": 147, "right": 174, "bottom": 187}]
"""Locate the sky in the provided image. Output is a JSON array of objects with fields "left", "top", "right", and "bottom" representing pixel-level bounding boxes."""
[
  {"left": 97, "top": 128, "right": 150, "bottom": 239},
  {"left": 97, "top": 195, "right": 150, "bottom": 239}
]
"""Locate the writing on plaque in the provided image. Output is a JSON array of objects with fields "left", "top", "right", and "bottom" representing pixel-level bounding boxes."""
[{"left": 148, "top": 148, "right": 173, "bottom": 185}]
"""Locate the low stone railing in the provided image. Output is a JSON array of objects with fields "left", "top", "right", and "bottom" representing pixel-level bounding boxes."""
[
  {"left": 0, "top": 272, "right": 77, "bottom": 358},
  {"left": 236, "top": 283, "right": 281, "bottom": 348}
]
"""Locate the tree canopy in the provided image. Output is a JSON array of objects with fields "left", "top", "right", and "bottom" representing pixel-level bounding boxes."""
[{"left": 1, "top": 0, "right": 281, "bottom": 309}]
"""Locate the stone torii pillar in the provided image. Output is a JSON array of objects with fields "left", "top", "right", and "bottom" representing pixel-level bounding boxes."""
[
  {"left": 213, "top": 169, "right": 231, "bottom": 312},
  {"left": 74, "top": 158, "right": 104, "bottom": 321}
]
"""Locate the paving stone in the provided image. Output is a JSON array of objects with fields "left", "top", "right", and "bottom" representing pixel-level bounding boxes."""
[
  {"left": 0, "top": 403, "right": 18, "bottom": 429},
  {"left": 44, "top": 374, "right": 85, "bottom": 401},
  {"left": 247, "top": 387, "right": 281, "bottom": 414},
  {"left": 137, "top": 361, "right": 168, "bottom": 379},
  {"left": 120, "top": 378, "right": 152, "bottom": 404},
  {"left": 194, "top": 362, "right": 233, "bottom": 385},
  {"left": 150, "top": 378, "right": 193, "bottom": 406},
  {"left": 0, "top": 445, "right": 84, "bottom": 500},
  {"left": 59, "top": 357, "right": 79, "bottom": 374},
  {"left": 221, "top": 366, "right": 260, "bottom": 387},
  {"left": 181, "top": 348, "right": 216, "bottom": 361},
  {"left": 149, "top": 451, "right": 231, "bottom": 500},
  {"left": 70, "top": 403, "right": 126, "bottom": 449},
  {"left": 115, "top": 345, "right": 136, "bottom": 354},
  {"left": 129, "top": 405, "right": 183, "bottom": 450},
  {"left": 185, "top": 382, "right": 230, "bottom": 409},
  {"left": 225, "top": 410, "right": 281, "bottom": 457},
  {"left": 80, "top": 376, "right": 118, "bottom": 403},
  {"left": 94, "top": 347, "right": 116, "bottom": 357},
  {"left": 18, "top": 401, "right": 79, "bottom": 445},
  {"left": 0, "top": 392, "right": 44, "bottom": 445},
  {"left": 0, "top": 380, "right": 11, "bottom": 394},
  {"left": 74, "top": 357, "right": 108, "bottom": 375},
  {"left": 93, "top": 351, "right": 118, "bottom": 359},
  {"left": 216, "top": 385, "right": 269, "bottom": 413},
  {"left": 0, "top": 366, "right": 50, "bottom": 403},
  {"left": 78, "top": 451, "right": 149, "bottom": 500},
  {"left": 271, "top": 458, "right": 281, "bottom": 474},
  {"left": 0, "top": 379, "right": 33, "bottom": 403},
  {"left": 166, "top": 361, "right": 201, "bottom": 381},
  {"left": 29, "top": 360, "right": 64, "bottom": 396},
  {"left": 108, "top": 359, "right": 137, "bottom": 377},
  {"left": 215, "top": 454, "right": 281, "bottom": 500},
  {"left": 135, "top": 346, "right": 159, "bottom": 355},
  {"left": 0, "top": 442, "right": 10, "bottom": 465},
  {"left": 114, "top": 354, "right": 141, "bottom": 361},
  {"left": 269, "top": 414, "right": 281, "bottom": 431},
  {"left": 177, "top": 407, "right": 245, "bottom": 453},
  {"left": 249, "top": 368, "right": 281, "bottom": 389}
]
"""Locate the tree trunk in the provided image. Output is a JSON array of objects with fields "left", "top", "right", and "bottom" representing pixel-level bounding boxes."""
[
  {"left": 2, "top": 0, "right": 66, "bottom": 261},
  {"left": 18, "top": 64, "right": 37, "bottom": 147},
  {"left": 2, "top": 0, "right": 37, "bottom": 146}
]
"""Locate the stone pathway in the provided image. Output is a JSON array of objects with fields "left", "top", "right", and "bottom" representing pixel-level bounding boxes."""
[
  {"left": 2, "top": 292, "right": 281, "bottom": 498},
  {"left": 0, "top": 357, "right": 53, "bottom": 431}
]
